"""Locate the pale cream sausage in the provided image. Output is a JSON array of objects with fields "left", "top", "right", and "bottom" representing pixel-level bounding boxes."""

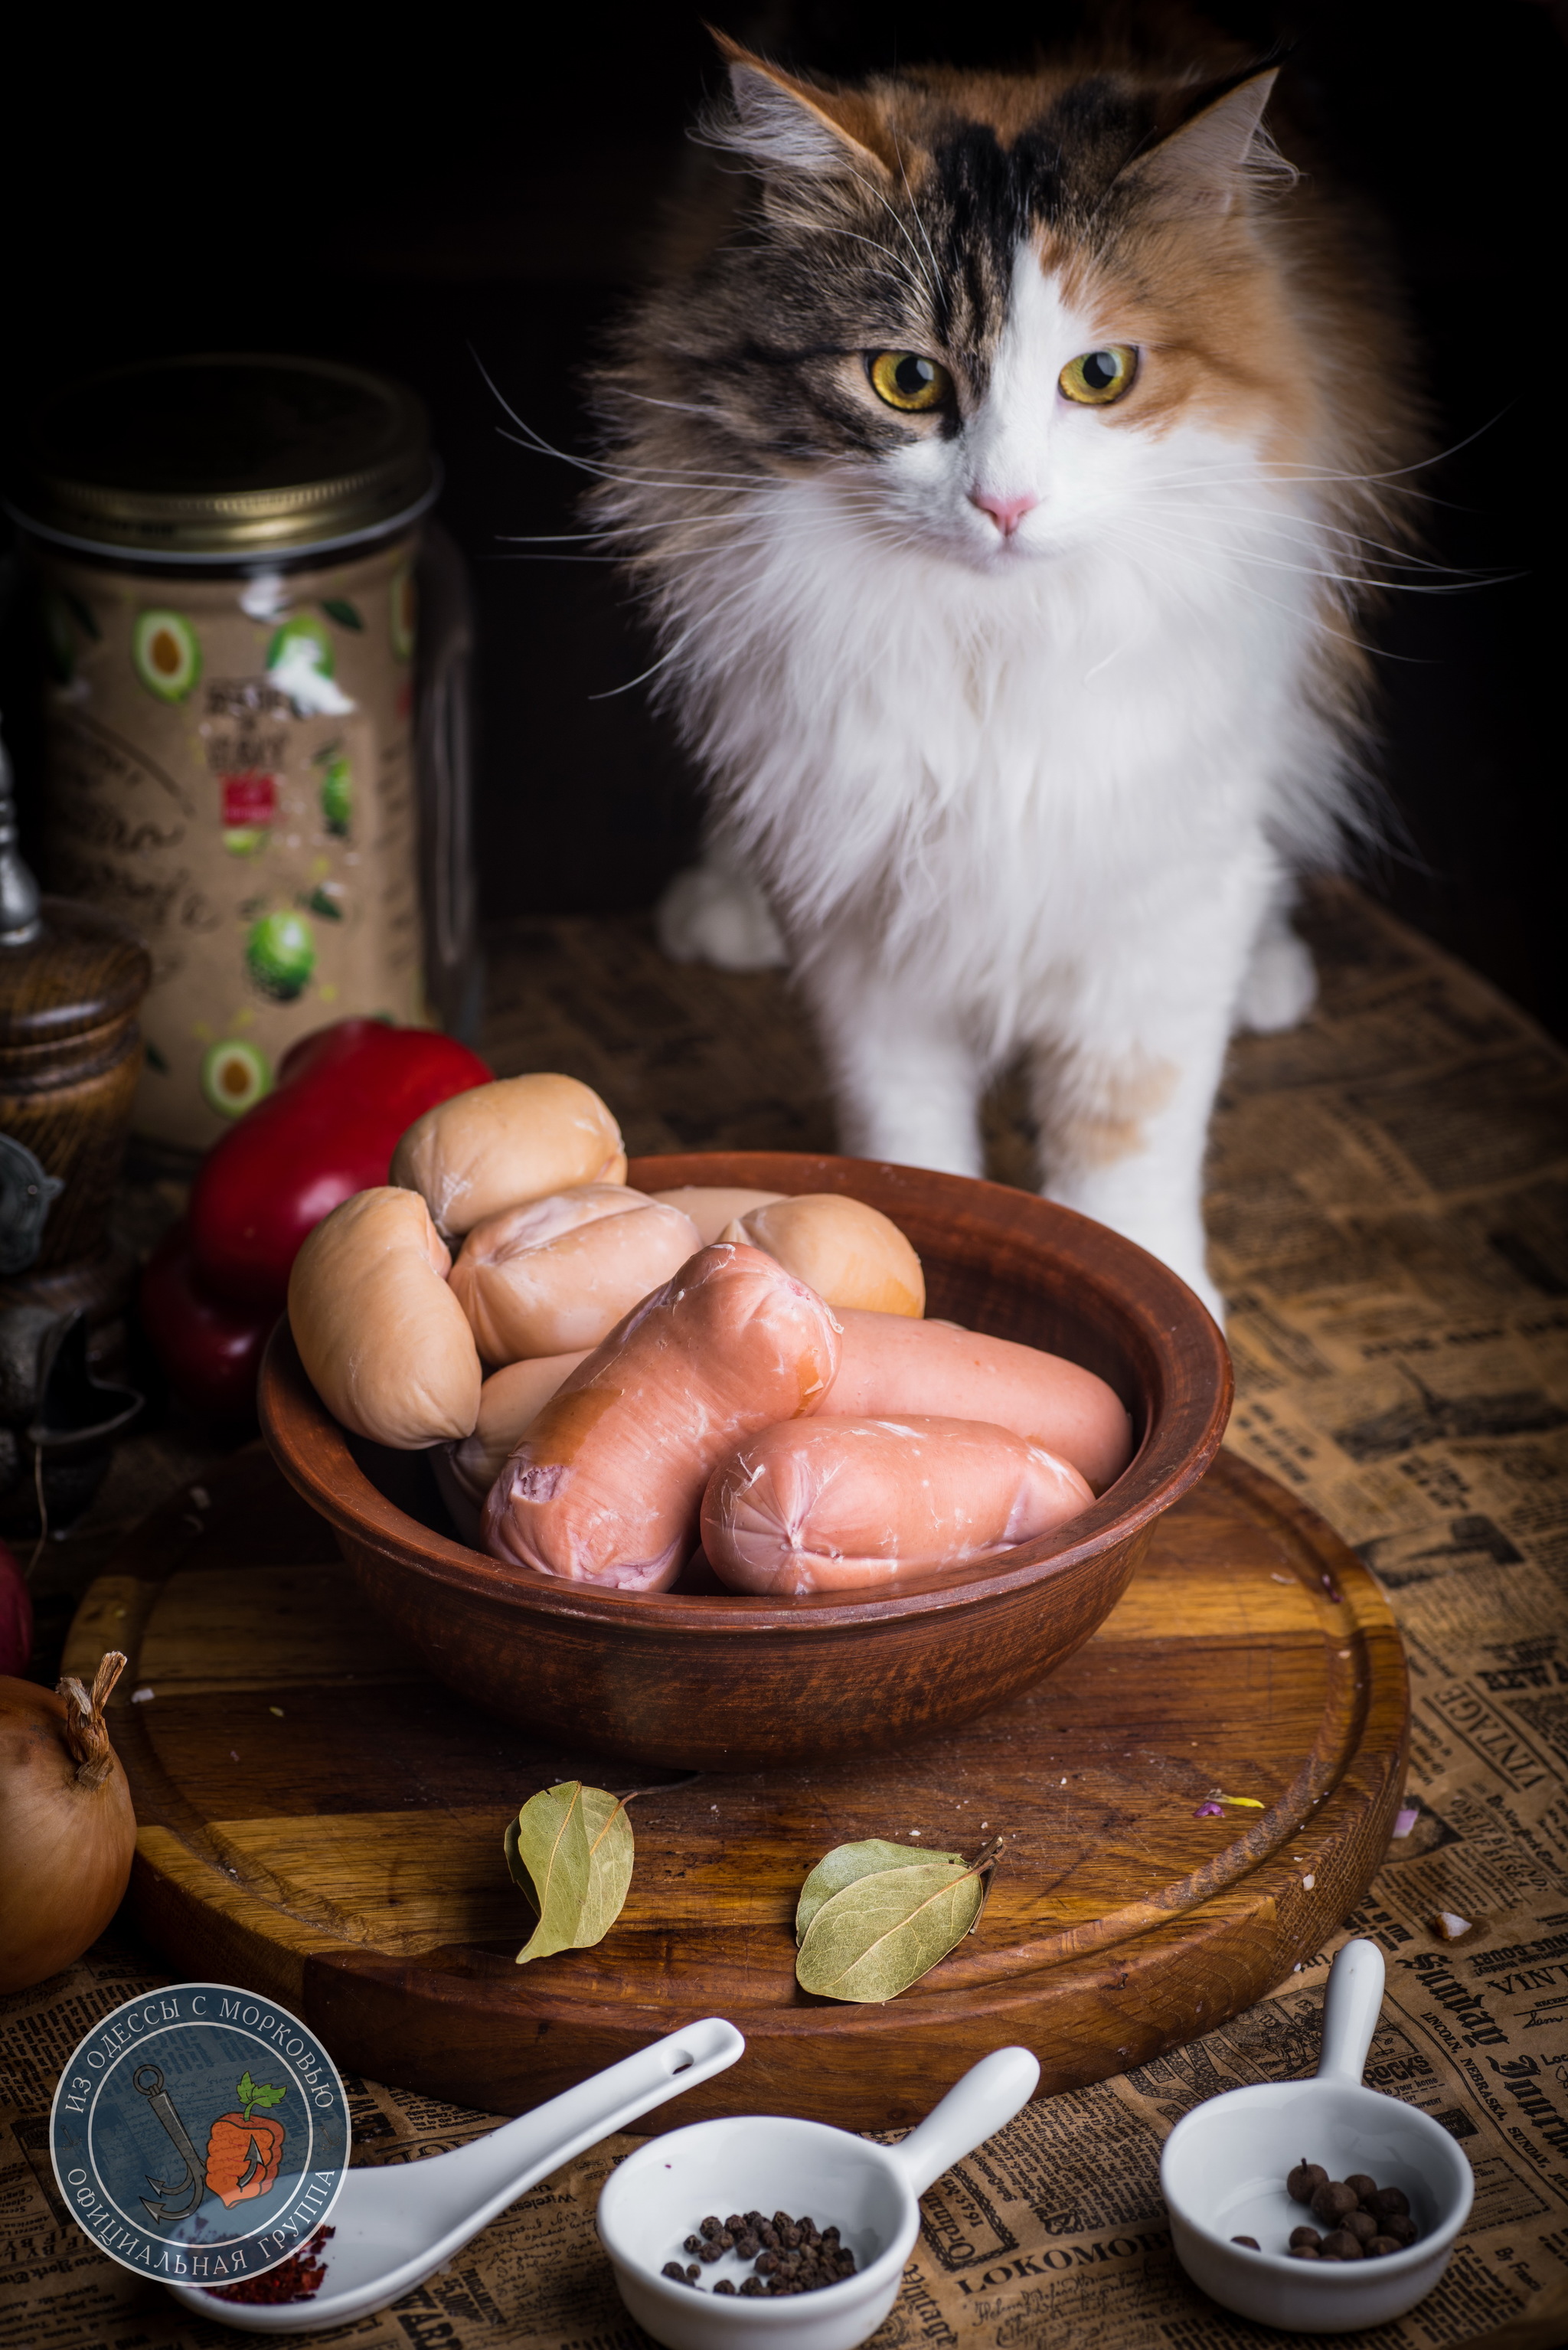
[
  {"left": 482, "top": 1242, "right": 841, "bottom": 1590},
  {"left": 449, "top": 1185, "right": 701, "bottom": 1361},
  {"left": 721, "top": 1193, "right": 924, "bottom": 1318},
  {"left": 702, "top": 1414, "right": 1095, "bottom": 1596},
  {"left": 649, "top": 1185, "right": 786, "bottom": 1243},
  {"left": 449, "top": 1350, "right": 590, "bottom": 1503},
  {"left": 288, "top": 1187, "right": 482, "bottom": 1447},
  {"left": 391, "top": 1074, "right": 626, "bottom": 1238},
  {"left": 827, "top": 1311, "right": 1134, "bottom": 1494}
]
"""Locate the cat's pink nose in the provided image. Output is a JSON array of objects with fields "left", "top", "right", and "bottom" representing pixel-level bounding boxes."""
[{"left": 969, "top": 489, "right": 1037, "bottom": 537}]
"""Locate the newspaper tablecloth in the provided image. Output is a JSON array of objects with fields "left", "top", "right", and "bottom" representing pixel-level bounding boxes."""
[{"left": 4, "top": 884, "right": 1566, "bottom": 2349}]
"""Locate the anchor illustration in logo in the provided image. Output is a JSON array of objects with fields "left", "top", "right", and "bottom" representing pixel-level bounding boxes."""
[
  {"left": 132, "top": 2064, "right": 207, "bottom": 2220},
  {"left": 133, "top": 2063, "right": 289, "bottom": 2218}
]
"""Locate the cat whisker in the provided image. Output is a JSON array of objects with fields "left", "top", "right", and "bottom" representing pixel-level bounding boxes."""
[
  {"left": 482, "top": 355, "right": 782, "bottom": 495},
  {"left": 1125, "top": 410, "right": 1507, "bottom": 501},
  {"left": 892, "top": 132, "right": 944, "bottom": 308},
  {"left": 611, "top": 391, "right": 756, "bottom": 424},
  {"left": 1097, "top": 518, "right": 1430, "bottom": 665},
  {"left": 1128, "top": 481, "right": 1482, "bottom": 561},
  {"left": 842, "top": 165, "right": 942, "bottom": 314},
  {"left": 495, "top": 419, "right": 775, "bottom": 497},
  {"left": 1112, "top": 510, "right": 1501, "bottom": 596}
]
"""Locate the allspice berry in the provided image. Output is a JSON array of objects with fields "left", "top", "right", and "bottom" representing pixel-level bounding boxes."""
[
  {"left": 1320, "top": 2227, "right": 1364, "bottom": 2260},
  {"left": 1344, "top": 2210, "right": 1378, "bottom": 2244},
  {"left": 1372, "top": 2185, "right": 1411, "bottom": 2221},
  {"left": 1311, "top": 2180, "right": 1359, "bottom": 2225},
  {"left": 1287, "top": 2160, "right": 1328, "bottom": 2204},
  {"left": 1289, "top": 2226, "right": 1322, "bottom": 2250},
  {"left": 1367, "top": 2234, "right": 1403, "bottom": 2258},
  {"left": 1345, "top": 2172, "right": 1378, "bottom": 2206}
]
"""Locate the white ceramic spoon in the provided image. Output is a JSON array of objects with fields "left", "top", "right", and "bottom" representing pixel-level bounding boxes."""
[
  {"left": 1161, "top": 1939, "right": 1473, "bottom": 2332},
  {"left": 598, "top": 2044, "right": 1041, "bottom": 2350},
  {"left": 166, "top": 2015, "right": 745, "bottom": 2333}
]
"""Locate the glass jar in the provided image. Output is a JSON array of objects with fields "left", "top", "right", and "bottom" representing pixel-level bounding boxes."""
[{"left": 9, "top": 353, "right": 477, "bottom": 1151}]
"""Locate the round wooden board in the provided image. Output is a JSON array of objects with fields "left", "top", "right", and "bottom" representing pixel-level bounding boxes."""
[{"left": 70, "top": 1443, "right": 1407, "bottom": 2130}]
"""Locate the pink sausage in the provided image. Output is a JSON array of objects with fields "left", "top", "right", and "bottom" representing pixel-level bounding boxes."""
[
  {"left": 702, "top": 1415, "right": 1095, "bottom": 1597},
  {"left": 482, "top": 1243, "right": 841, "bottom": 1591},
  {"left": 827, "top": 1311, "right": 1133, "bottom": 1494}
]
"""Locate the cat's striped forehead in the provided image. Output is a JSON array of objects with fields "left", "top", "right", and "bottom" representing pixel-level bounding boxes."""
[
  {"left": 683, "top": 48, "right": 1308, "bottom": 464},
  {"left": 759, "top": 70, "right": 1164, "bottom": 345}
]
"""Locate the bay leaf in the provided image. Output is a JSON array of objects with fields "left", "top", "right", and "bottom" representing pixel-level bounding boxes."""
[
  {"left": 504, "top": 1781, "right": 634, "bottom": 1965},
  {"left": 795, "top": 1845, "right": 998, "bottom": 2003},
  {"left": 795, "top": 1838, "right": 965, "bottom": 1943}
]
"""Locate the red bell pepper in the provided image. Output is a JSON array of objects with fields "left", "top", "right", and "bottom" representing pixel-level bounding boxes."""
[
  {"left": 139, "top": 1220, "right": 275, "bottom": 1420},
  {"left": 187, "top": 1020, "right": 490, "bottom": 1312}
]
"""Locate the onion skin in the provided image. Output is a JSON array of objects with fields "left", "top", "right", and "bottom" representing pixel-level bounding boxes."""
[{"left": 0, "top": 1653, "right": 136, "bottom": 1995}]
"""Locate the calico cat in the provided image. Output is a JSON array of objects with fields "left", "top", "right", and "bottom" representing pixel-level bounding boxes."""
[{"left": 588, "top": 24, "right": 1423, "bottom": 1320}]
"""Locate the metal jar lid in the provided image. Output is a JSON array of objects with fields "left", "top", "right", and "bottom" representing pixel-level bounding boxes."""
[{"left": 11, "top": 353, "right": 437, "bottom": 564}]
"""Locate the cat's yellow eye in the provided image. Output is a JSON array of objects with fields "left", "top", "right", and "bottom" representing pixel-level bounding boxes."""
[
  {"left": 1058, "top": 345, "right": 1138, "bottom": 406},
  {"left": 868, "top": 351, "right": 952, "bottom": 413}
]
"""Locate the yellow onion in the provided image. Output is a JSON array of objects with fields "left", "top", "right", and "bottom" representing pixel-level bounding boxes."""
[{"left": 0, "top": 1652, "right": 136, "bottom": 1992}]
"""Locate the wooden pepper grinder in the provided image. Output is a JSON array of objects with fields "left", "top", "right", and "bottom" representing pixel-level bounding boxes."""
[{"left": 0, "top": 716, "right": 152, "bottom": 1356}]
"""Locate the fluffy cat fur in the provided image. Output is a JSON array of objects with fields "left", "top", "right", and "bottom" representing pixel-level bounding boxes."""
[{"left": 587, "top": 23, "right": 1423, "bottom": 1320}]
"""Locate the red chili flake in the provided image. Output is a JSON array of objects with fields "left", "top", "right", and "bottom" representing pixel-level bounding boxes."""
[{"left": 206, "top": 2225, "right": 335, "bottom": 2303}]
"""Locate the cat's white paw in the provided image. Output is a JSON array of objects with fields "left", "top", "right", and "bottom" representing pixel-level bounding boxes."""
[
  {"left": 1235, "top": 922, "right": 1317, "bottom": 1035},
  {"left": 656, "top": 862, "right": 789, "bottom": 971}
]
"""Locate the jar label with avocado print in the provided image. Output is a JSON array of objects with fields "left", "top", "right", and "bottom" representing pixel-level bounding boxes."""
[
  {"left": 49, "top": 1981, "right": 348, "bottom": 2283},
  {"left": 38, "top": 537, "right": 426, "bottom": 1149}
]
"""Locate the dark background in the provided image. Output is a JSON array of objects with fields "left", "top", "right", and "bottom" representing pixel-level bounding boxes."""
[{"left": 4, "top": 2, "right": 1563, "bottom": 1034}]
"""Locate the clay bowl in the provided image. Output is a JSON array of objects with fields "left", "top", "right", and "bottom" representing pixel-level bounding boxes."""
[{"left": 260, "top": 1152, "right": 1231, "bottom": 1770}]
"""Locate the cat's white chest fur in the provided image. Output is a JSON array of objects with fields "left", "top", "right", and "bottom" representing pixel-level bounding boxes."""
[{"left": 658, "top": 248, "right": 1328, "bottom": 1318}]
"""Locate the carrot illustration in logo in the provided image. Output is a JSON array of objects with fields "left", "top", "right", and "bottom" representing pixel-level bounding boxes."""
[{"left": 204, "top": 2072, "right": 287, "bottom": 2207}]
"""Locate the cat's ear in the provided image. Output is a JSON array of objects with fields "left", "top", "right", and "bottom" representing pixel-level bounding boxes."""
[
  {"left": 709, "top": 28, "right": 897, "bottom": 183},
  {"left": 1120, "top": 70, "right": 1288, "bottom": 217}
]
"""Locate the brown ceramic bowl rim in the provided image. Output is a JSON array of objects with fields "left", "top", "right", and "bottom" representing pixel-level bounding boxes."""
[{"left": 260, "top": 1152, "right": 1232, "bottom": 1635}]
